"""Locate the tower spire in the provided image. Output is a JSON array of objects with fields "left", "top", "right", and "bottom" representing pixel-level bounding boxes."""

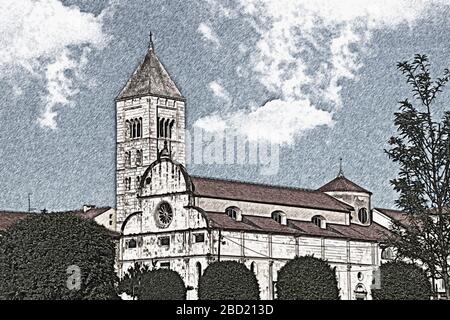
[
  {"left": 149, "top": 31, "right": 154, "bottom": 51},
  {"left": 338, "top": 157, "right": 344, "bottom": 177}
]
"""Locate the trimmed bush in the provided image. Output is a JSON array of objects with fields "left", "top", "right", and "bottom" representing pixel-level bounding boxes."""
[
  {"left": 139, "top": 269, "right": 186, "bottom": 300},
  {"left": 0, "top": 213, "right": 118, "bottom": 300},
  {"left": 119, "top": 264, "right": 186, "bottom": 300},
  {"left": 277, "top": 256, "right": 339, "bottom": 300},
  {"left": 372, "top": 261, "right": 431, "bottom": 300},
  {"left": 198, "top": 260, "right": 260, "bottom": 300}
]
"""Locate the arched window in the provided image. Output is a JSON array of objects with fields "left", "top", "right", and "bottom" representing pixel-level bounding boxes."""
[
  {"left": 136, "top": 150, "right": 142, "bottom": 166},
  {"left": 358, "top": 208, "right": 369, "bottom": 224},
  {"left": 271, "top": 211, "right": 286, "bottom": 225},
  {"left": 381, "top": 247, "right": 394, "bottom": 260},
  {"left": 354, "top": 284, "right": 367, "bottom": 300},
  {"left": 158, "top": 117, "right": 165, "bottom": 138},
  {"left": 125, "top": 151, "right": 131, "bottom": 167},
  {"left": 196, "top": 262, "right": 202, "bottom": 280},
  {"left": 125, "top": 120, "right": 131, "bottom": 138},
  {"left": 226, "top": 207, "right": 240, "bottom": 220},
  {"left": 136, "top": 176, "right": 141, "bottom": 188},
  {"left": 125, "top": 177, "right": 131, "bottom": 191},
  {"left": 137, "top": 118, "right": 141, "bottom": 138},
  {"left": 169, "top": 120, "right": 175, "bottom": 139},
  {"left": 250, "top": 262, "right": 256, "bottom": 274},
  {"left": 312, "top": 215, "right": 326, "bottom": 229}
]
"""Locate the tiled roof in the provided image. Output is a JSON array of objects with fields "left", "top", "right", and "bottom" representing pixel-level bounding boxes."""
[
  {"left": 374, "top": 207, "right": 410, "bottom": 227},
  {"left": 74, "top": 207, "right": 112, "bottom": 219},
  {"left": 0, "top": 207, "right": 114, "bottom": 232},
  {"left": 329, "top": 222, "right": 390, "bottom": 241},
  {"left": 0, "top": 211, "right": 30, "bottom": 231},
  {"left": 191, "top": 176, "right": 354, "bottom": 213},
  {"left": 289, "top": 220, "right": 344, "bottom": 238},
  {"left": 318, "top": 175, "right": 371, "bottom": 194},
  {"left": 204, "top": 211, "right": 389, "bottom": 242},
  {"left": 116, "top": 47, "right": 184, "bottom": 101}
]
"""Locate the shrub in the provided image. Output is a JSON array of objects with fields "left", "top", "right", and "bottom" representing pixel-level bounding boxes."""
[
  {"left": 277, "top": 256, "right": 339, "bottom": 300},
  {"left": 372, "top": 261, "right": 431, "bottom": 300},
  {"left": 198, "top": 260, "right": 260, "bottom": 300},
  {"left": 0, "top": 213, "right": 118, "bottom": 300},
  {"left": 118, "top": 264, "right": 186, "bottom": 300}
]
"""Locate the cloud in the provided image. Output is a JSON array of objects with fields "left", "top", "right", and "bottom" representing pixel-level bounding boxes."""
[
  {"left": 0, "top": 0, "right": 108, "bottom": 129},
  {"left": 209, "top": 81, "right": 231, "bottom": 103},
  {"left": 199, "top": 99, "right": 333, "bottom": 144},
  {"left": 196, "top": 0, "right": 439, "bottom": 144},
  {"left": 198, "top": 22, "right": 221, "bottom": 47}
]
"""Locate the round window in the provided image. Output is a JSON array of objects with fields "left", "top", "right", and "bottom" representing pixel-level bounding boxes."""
[
  {"left": 357, "top": 272, "right": 364, "bottom": 281},
  {"left": 155, "top": 202, "right": 173, "bottom": 228},
  {"left": 358, "top": 208, "right": 368, "bottom": 224}
]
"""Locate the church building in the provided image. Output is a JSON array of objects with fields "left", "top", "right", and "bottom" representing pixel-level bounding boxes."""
[{"left": 115, "top": 36, "right": 392, "bottom": 300}]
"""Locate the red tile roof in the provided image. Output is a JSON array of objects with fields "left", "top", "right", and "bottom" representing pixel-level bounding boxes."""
[
  {"left": 191, "top": 176, "right": 354, "bottom": 212},
  {"left": 204, "top": 211, "right": 389, "bottom": 242},
  {"left": 318, "top": 175, "right": 371, "bottom": 194},
  {"left": 289, "top": 220, "right": 345, "bottom": 238},
  {"left": 0, "top": 207, "right": 114, "bottom": 232},
  {"left": 74, "top": 207, "right": 112, "bottom": 219},
  {"left": 374, "top": 207, "right": 410, "bottom": 227},
  {"left": 329, "top": 223, "right": 390, "bottom": 241},
  {"left": 0, "top": 211, "right": 30, "bottom": 231}
]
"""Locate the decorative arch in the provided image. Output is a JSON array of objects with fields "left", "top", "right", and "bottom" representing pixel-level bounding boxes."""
[
  {"left": 139, "top": 156, "right": 194, "bottom": 193},
  {"left": 120, "top": 211, "right": 143, "bottom": 234}
]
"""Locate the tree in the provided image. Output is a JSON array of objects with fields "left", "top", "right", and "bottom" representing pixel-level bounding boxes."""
[
  {"left": 117, "top": 262, "right": 151, "bottom": 298},
  {"left": 276, "top": 256, "right": 339, "bottom": 300},
  {"left": 386, "top": 54, "right": 450, "bottom": 298},
  {"left": 0, "top": 213, "right": 118, "bottom": 300},
  {"left": 198, "top": 261, "right": 260, "bottom": 300},
  {"left": 118, "top": 264, "right": 186, "bottom": 300},
  {"left": 372, "top": 261, "right": 431, "bottom": 300}
]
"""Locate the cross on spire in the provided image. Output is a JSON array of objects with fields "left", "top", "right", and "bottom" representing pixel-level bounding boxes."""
[
  {"left": 337, "top": 157, "right": 345, "bottom": 177},
  {"left": 149, "top": 31, "right": 154, "bottom": 51}
]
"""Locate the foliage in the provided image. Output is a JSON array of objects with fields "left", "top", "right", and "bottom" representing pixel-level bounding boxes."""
[
  {"left": 386, "top": 54, "right": 450, "bottom": 298},
  {"left": 198, "top": 260, "right": 260, "bottom": 300},
  {"left": 117, "top": 262, "right": 150, "bottom": 298},
  {"left": 372, "top": 261, "right": 431, "bottom": 300},
  {"left": 118, "top": 263, "right": 186, "bottom": 300},
  {"left": 276, "top": 256, "right": 339, "bottom": 300},
  {"left": 0, "top": 213, "right": 118, "bottom": 300},
  {"left": 139, "top": 269, "right": 186, "bottom": 300}
]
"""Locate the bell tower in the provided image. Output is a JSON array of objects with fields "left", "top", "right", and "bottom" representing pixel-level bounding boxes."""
[{"left": 115, "top": 34, "right": 186, "bottom": 230}]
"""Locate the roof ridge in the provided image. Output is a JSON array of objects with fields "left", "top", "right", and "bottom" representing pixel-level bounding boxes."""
[{"left": 191, "top": 175, "right": 319, "bottom": 193}]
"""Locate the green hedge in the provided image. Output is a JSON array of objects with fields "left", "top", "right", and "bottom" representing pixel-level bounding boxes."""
[
  {"left": 0, "top": 213, "right": 118, "bottom": 300},
  {"left": 372, "top": 261, "right": 431, "bottom": 300},
  {"left": 198, "top": 260, "right": 260, "bottom": 300},
  {"left": 119, "top": 264, "right": 186, "bottom": 300},
  {"left": 277, "top": 256, "right": 339, "bottom": 300}
]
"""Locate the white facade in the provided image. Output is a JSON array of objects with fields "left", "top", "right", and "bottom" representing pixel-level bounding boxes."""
[{"left": 115, "top": 42, "right": 390, "bottom": 300}]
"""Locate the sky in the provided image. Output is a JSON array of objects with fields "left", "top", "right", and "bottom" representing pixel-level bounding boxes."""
[{"left": 1, "top": 0, "right": 450, "bottom": 211}]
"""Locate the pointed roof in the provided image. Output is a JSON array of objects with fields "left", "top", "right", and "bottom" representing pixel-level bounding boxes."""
[
  {"left": 116, "top": 43, "right": 184, "bottom": 101},
  {"left": 318, "top": 175, "right": 372, "bottom": 194}
]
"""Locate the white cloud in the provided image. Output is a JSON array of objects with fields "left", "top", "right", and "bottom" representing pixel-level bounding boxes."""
[
  {"left": 198, "top": 22, "right": 221, "bottom": 47},
  {"left": 198, "top": 99, "right": 333, "bottom": 144},
  {"left": 209, "top": 81, "right": 231, "bottom": 103},
  {"left": 0, "top": 0, "right": 108, "bottom": 129},
  {"left": 197, "top": 0, "right": 439, "bottom": 144}
]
